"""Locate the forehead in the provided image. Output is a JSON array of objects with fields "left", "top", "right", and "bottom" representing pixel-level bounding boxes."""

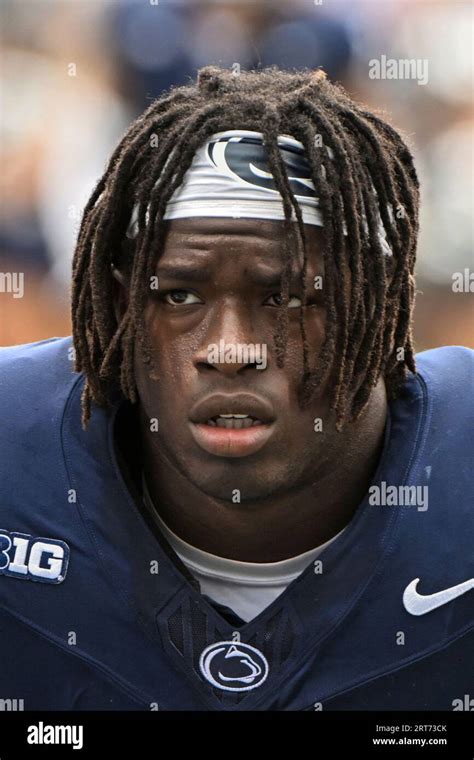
[{"left": 159, "top": 217, "right": 325, "bottom": 271}]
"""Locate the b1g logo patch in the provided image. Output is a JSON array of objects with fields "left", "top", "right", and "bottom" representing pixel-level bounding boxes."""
[
  {"left": 0, "top": 529, "right": 69, "bottom": 584},
  {"left": 199, "top": 641, "right": 269, "bottom": 692}
]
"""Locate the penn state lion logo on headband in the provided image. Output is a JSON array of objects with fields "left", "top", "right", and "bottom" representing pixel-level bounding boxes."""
[
  {"left": 206, "top": 130, "right": 316, "bottom": 199},
  {"left": 126, "top": 128, "right": 392, "bottom": 255}
]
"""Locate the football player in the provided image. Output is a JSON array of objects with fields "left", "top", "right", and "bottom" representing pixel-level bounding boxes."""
[{"left": 0, "top": 67, "right": 472, "bottom": 710}]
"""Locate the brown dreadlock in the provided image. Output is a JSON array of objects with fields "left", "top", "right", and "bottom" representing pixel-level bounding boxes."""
[{"left": 71, "top": 65, "right": 419, "bottom": 430}]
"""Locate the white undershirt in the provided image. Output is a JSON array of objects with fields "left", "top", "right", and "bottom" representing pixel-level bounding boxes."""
[{"left": 142, "top": 474, "right": 346, "bottom": 622}]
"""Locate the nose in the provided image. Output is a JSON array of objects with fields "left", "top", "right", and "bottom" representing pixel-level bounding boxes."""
[{"left": 193, "top": 301, "right": 266, "bottom": 376}]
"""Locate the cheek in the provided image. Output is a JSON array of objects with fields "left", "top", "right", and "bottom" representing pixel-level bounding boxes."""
[
  {"left": 282, "top": 311, "right": 334, "bottom": 422},
  {"left": 133, "top": 311, "right": 198, "bottom": 418},
  {"left": 284, "top": 308, "right": 326, "bottom": 373},
  {"left": 144, "top": 307, "right": 194, "bottom": 376},
  {"left": 302, "top": 306, "right": 326, "bottom": 349}
]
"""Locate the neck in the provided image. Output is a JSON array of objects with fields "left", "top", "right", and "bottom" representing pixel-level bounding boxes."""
[{"left": 137, "top": 381, "right": 388, "bottom": 563}]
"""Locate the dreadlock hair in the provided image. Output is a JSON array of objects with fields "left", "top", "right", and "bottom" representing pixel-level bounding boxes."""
[{"left": 72, "top": 65, "right": 420, "bottom": 431}]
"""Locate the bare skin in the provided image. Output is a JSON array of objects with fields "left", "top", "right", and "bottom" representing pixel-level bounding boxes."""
[{"left": 113, "top": 217, "right": 387, "bottom": 562}]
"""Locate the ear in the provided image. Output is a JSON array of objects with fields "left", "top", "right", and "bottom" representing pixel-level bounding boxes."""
[{"left": 111, "top": 263, "right": 130, "bottom": 323}]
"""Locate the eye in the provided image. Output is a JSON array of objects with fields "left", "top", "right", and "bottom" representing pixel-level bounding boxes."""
[
  {"left": 162, "top": 289, "right": 203, "bottom": 306},
  {"left": 264, "top": 293, "right": 302, "bottom": 309}
]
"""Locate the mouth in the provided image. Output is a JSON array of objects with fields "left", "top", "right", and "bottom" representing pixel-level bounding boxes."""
[
  {"left": 204, "top": 413, "right": 264, "bottom": 429},
  {"left": 189, "top": 394, "right": 276, "bottom": 458}
]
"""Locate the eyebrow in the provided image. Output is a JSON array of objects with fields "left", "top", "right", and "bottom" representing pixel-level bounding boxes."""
[
  {"left": 248, "top": 265, "right": 317, "bottom": 288},
  {"left": 249, "top": 269, "right": 291, "bottom": 287},
  {"left": 156, "top": 264, "right": 211, "bottom": 282},
  {"left": 156, "top": 262, "right": 321, "bottom": 287}
]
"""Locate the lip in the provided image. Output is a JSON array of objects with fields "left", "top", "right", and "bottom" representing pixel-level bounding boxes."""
[
  {"left": 190, "top": 421, "right": 275, "bottom": 458},
  {"left": 189, "top": 392, "right": 275, "bottom": 425},
  {"left": 189, "top": 392, "right": 276, "bottom": 458}
]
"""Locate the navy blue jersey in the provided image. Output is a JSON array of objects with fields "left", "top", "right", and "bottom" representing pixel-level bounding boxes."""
[{"left": 0, "top": 337, "right": 472, "bottom": 710}]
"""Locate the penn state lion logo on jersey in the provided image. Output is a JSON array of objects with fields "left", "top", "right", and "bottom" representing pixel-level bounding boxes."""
[{"left": 199, "top": 640, "right": 269, "bottom": 692}]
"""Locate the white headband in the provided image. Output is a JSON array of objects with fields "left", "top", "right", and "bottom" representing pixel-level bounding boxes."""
[{"left": 126, "top": 129, "right": 392, "bottom": 256}]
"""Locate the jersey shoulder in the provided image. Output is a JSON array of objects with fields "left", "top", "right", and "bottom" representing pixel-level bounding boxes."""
[
  {"left": 414, "top": 344, "right": 473, "bottom": 431},
  {"left": 0, "top": 336, "right": 81, "bottom": 435},
  {"left": 415, "top": 344, "right": 473, "bottom": 398},
  {"left": 0, "top": 335, "right": 85, "bottom": 529}
]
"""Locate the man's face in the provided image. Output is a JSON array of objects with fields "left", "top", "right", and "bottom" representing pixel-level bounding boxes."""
[{"left": 128, "top": 217, "right": 341, "bottom": 501}]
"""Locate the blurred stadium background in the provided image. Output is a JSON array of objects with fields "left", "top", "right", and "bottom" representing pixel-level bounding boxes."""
[{"left": 0, "top": 0, "right": 472, "bottom": 348}]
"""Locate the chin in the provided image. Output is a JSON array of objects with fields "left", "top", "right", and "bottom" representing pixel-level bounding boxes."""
[{"left": 188, "top": 464, "right": 292, "bottom": 503}]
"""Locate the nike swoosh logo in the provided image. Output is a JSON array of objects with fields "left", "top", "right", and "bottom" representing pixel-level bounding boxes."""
[{"left": 403, "top": 577, "right": 474, "bottom": 616}]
